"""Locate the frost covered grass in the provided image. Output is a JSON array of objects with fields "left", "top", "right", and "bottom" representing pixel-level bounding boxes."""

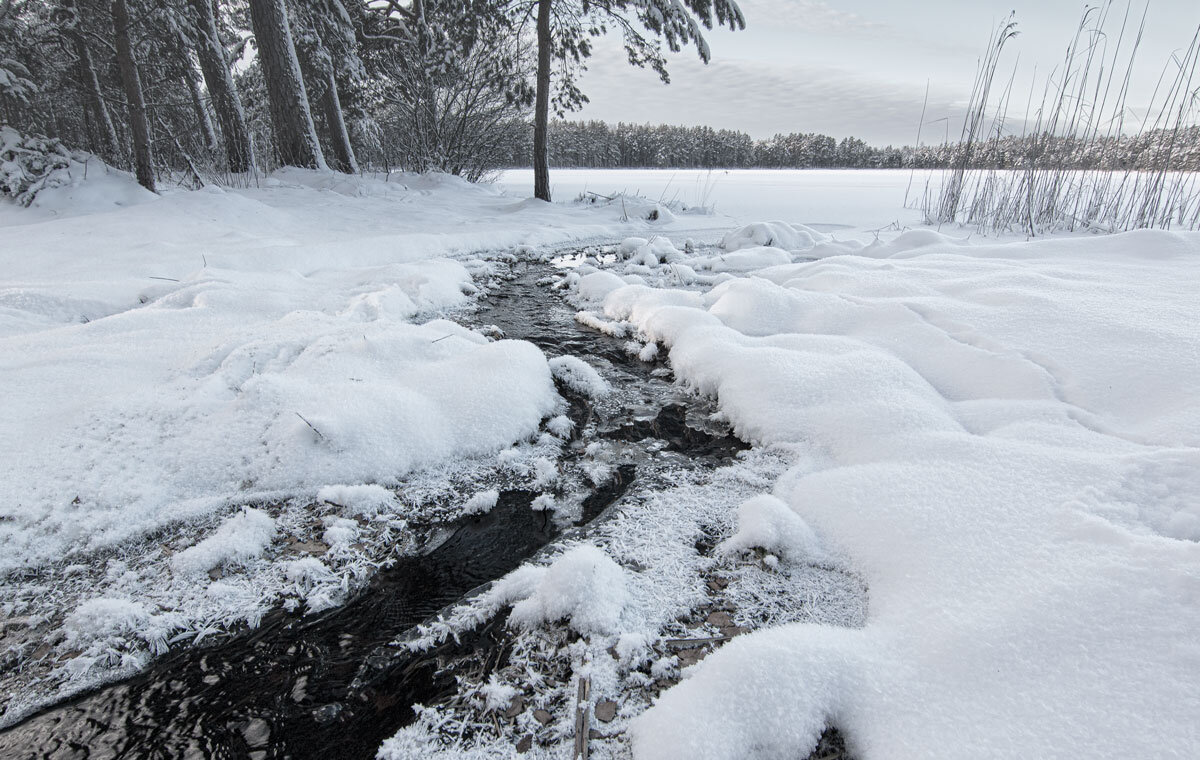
[{"left": 928, "top": 8, "right": 1200, "bottom": 235}]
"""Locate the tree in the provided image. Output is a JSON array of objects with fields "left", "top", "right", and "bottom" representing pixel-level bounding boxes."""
[
  {"left": 522, "top": 0, "right": 745, "bottom": 201},
  {"left": 247, "top": 0, "right": 325, "bottom": 169},
  {"left": 111, "top": 0, "right": 155, "bottom": 190},
  {"left": 290, "top": 0, "right": 361, "bottom": 173},
  {"left": 188, "top": 0, "right": 255, "bottom": 172}
]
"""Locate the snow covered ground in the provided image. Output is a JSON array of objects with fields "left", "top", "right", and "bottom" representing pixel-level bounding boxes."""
[
  {"left": 0, "top": 164, "right": 727, "bottom": 724},
  {"left": 496, "top": 168, "right": 936, "bottom": 230},
  {"left": 3, "top": 164, "right": 1198, "bottom": 759},
  {"left": 594, "top": 227, "right": 1200, "bottom": 759}
]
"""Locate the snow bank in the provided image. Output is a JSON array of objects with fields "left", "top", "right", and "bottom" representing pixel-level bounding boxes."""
[
  {"left": 606, "top": 227, "right": 1200, "bottom": 759},
  {"left": 493, "top": 544, "right": 628, "bottom": 635},
  {"left": 702, "top": 245, "right": 793, "bottom": 272}
]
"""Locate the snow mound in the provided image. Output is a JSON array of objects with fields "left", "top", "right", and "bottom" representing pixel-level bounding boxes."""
[
  {"left": 317, "top": 483, "right": 396, "bottom": 516},
  {"left": 548, "top": 355, "right": 611, "bottom": 399},
  {"left": 62, "top": 597, "right": 153, "bottom": 647},
  {"left": 702, "top": 246, "right": 792, "bottom": 273},
  {"left": 576, "top": 270, "right": 628, "bottom": 303},
  {"left": 170, "top": 508, "right": 277, "bottom": 576},
  {"left": 496, "top": 544, "right": 628, "bottom": 635},
  {"left": 721, "top": 221, "right": 829, "bottom": 252},
  {"left": 718, "top": 495, "right": 825, "bottom": 564}
]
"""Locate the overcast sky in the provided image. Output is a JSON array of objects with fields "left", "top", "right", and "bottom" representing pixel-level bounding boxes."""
[{"left": 573, "top": 0, "right": 1199, "bottom": 145}]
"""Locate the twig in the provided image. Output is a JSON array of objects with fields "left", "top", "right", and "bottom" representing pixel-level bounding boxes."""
[
  {"left": 295, "top": 413, "right": 327, "bottom": 442},
  {"left": 573, "top": 674, "right": 591, "bottom": 760},
  {"left": 664, "top": 635, "right": 731, "bottom": 648},
  {"left": 147, "top": 276, "right": 180, "bottom": 282}
]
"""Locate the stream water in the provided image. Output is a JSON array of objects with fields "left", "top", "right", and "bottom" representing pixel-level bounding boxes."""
[{"left": 0, "top": 248, "right": 751, "bottom": 759}]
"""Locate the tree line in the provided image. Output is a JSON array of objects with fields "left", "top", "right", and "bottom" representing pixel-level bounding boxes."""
[
  {"left": 0, "top": 0, "right": 744, "bottom": 199},
  {"left": 506, "top": 119, "right": 1200, "bottom": 171}
]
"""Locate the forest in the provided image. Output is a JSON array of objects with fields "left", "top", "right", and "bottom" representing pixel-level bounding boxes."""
[
  {"left": 521, "top": 119, "right": 1200, "bottom": 171},
  {"left": 0, "top": 0, "right": 744, "bottom": 197}
]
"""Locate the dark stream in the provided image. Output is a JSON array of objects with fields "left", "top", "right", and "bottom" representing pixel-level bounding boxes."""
[{"left": 0, "top": 252, "right": 746, "bottom": 759}]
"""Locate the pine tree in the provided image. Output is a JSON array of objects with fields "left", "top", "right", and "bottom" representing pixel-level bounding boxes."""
[
  {"left": 111, "top": 0, "right": 156, "bottom": 191},
  {"left": 522, "top": 0, "right": 745, "bottom": 200},
  {"left": 188, "top": 0, "right": 255, "bottom": 173},
  {"left": 247, "top": 0, "right": 326, "bottom": 169}
]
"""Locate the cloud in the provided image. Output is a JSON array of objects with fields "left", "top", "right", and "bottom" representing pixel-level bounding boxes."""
[
  {"left": 748, "top": 0, "right": 887, "bottom": 36},
  {"left": 577, "top": 51, "right": 969, "bottom": 145}
]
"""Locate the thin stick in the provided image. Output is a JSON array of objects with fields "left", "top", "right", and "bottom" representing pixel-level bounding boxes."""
[
  {"left": 573, "top": 674, "right": 591, "bottom": 760},
  {"left": 295, "top": 412, "right": 326, "bottom": 441},
  {"left": 664, "top": 635, "right": 731, "bottom": 648}
]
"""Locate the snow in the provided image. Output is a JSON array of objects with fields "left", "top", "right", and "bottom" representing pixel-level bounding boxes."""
[
  {"left": 497, "top": 168, "right": 936, "bottom": 228},
  {"left": 720, "top": 221, "right": 830, "bottom": 251},
  {"left": 1, "top": 167, "right": 719, "bottom": 576},
  {"left": 316, "top": 483, "right": 396, "bottom": 516},
  {"left": 6, "top": 163, "right": 1199, "bottom": 758},
  {"left": 498, "top": 544, "right": 629, "bottom": 636},
  {"left": 576, "top": 269, "right": 630, "bottom": 303},
  {"left": 717, "top": 494, "right": 825, "bottom": 564},
  {"left": 462, "top": 489, "right": 500, "bottom": 516},
  {"left": 702, "top": 245, "right": 793, "bottom": 272},
  {"left": 604, "top": 225, "right": 1200, "bottom": 760},
  {"left": 547, "top": 354, "right": 612, "bottom": 398},
  {"left": 0, "top": 164, "right": 731, "bottom": 722},
  {"left": 170, "top": 508, "right": 277, "bottom": 576}
]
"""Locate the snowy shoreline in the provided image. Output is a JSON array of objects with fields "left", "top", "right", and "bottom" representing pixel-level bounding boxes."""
[{"left": 3, "top": 167, "right": 1198, "bottom": 759}]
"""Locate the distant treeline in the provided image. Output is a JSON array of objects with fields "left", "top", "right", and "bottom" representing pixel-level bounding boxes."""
[{"left": 497, "top": 120, "right": 1200, "bottom": 171}]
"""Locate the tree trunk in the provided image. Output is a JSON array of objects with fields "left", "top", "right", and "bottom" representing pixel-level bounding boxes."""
[
  {"left": 411, "top": 0, "right": 439, "bottom": 171},
  {"left": 322, "top": 71, "right": 358, "bottom": 173},
  {"left": 533, "top": 0, "right": 552, "bottom": 201},
  {"left": 247, "top": 0, "right": 325, "bottom": 170},
  {"left": 111, "top": 0, "right": 155, "bottom": 191},
  {"left": 75, "top": 36, "right": 120, "bottom": 162},
  {"left": 181, "top": 64, "right": 219, "bottom": 153},
  {"left": 189, "top": 0, "right": 254, "bottom": 172}
]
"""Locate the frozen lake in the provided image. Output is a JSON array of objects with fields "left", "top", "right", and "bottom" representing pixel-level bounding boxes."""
[{"left": 495, "top": 168, "right": 939, "bottom": 230}]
